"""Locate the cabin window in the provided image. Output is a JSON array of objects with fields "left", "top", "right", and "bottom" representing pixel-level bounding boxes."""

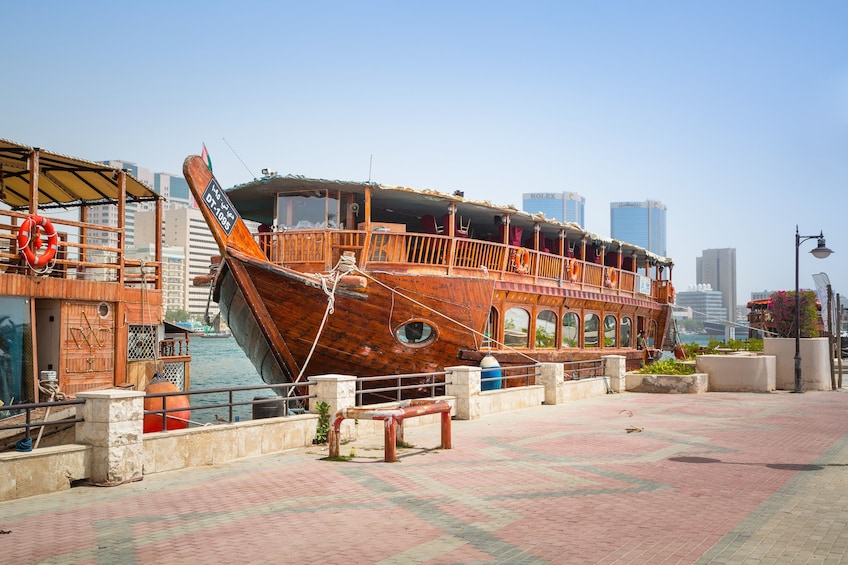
[
  {"left": 620, "top": 317, "right": 632, "bottom": 348},
  {"left": 504, "top": 307, "right": 530, "bottom": 348},
  {"left": 394, "top": 320, "right": 437, "bottom": 348},
  {"left": 275, "top": 190, "right": 340, "bottom": 229},
  {"left": 561, "top": 312, "right": 579, "bottom": 348},
  {"left": 535, "top": 310, "right": 557, "bottom": 349},
  {"left": 483, "top": 307, "right": 498, "bottom": 349},
  {"left": 603, "top": 315, "right": 617, "bottom": 347},
  {"left": 584, "top": 313, "right": 599, "bottom": 348},
  {"left": 0, "top": 297, "right": 31, "bottom": 406}
]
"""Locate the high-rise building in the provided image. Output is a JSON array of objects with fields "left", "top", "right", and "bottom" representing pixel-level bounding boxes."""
[
  {"left": 522, "top": 192, "right": 585, "bottom": 226},
  {"left": 675, "top": 285, "right": 726, "bottom": 328},
  {"left": 696, "top": 248, "right": 737, "bottom": 323},
  {"left": 134, "top": 207, "right": 219, "bottom": 317},
  {"left": 610, "top": 200, "right": 666, "bottom": 256}
]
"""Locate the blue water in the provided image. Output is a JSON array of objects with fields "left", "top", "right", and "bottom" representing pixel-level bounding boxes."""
[
  {"left": 678, "top": 334, "right": 714, "bottom": 347},
  {"left": 188, "top": 336, "right": 269, "bottom": 424}
]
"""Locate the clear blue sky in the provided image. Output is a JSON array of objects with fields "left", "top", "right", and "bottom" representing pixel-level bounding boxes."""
[{"left": 4, "top": 1, "right": 847, "bottom": 305}]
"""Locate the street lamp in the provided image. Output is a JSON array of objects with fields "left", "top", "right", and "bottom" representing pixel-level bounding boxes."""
[{"left": 794, "top": 226, "right": 834, "bottom": 393}]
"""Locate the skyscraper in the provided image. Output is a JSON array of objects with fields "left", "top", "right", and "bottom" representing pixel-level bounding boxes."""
[
  {"left": 610, "top": 200, "right": 667, "bottom": 256},
  {"left": 522, "top": 192, "right": 585, "bottom": 227},
  {"left": 696, "top": 248, "right": 737, "bottom": 323}
]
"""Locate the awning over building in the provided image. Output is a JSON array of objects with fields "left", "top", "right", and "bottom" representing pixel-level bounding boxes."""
[{"left": 0, "top": 137, "right": 160, "bottom": 210}]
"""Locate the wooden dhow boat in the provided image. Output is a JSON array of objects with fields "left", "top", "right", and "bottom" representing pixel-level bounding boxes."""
[
  {"left": 184, "top": 154, "right": 676, "bottom": 400},
  {"left": 0, "top": 139, "right": 192, "bottom": 423}
]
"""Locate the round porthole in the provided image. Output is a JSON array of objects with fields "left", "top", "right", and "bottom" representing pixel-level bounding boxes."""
[
  {"left": 97, "top": 302, "right": 111, "bottom": 318},
  {"left": 394, "top": 320, "right": 437, "bottom": 348}
]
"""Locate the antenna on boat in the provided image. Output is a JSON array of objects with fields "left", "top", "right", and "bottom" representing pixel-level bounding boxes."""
[
  {"left": 223, "top": 137, "right": 257, "bottom": 179},
  {"left": 368, "top": 154, "right": 373, "bottom": 183}
]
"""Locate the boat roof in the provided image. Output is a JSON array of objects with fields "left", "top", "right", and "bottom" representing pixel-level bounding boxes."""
[
  {"left": 227, "top": 174, "right": 673, "bottom": 267},
  {"left": 0, "top": 138, "right": 161, "bottom": 210}
]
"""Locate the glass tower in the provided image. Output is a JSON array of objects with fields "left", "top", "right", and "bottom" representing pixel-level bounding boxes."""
[{"left": 610, "top": 200, "right": 667, "bottom": 256}]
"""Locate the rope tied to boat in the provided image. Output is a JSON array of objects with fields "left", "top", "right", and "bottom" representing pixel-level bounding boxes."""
[
  {"left": 290, "top": 254, "right": 359, "bottom": 394},
  {"left": 316, "top": 252, "right": 357, "bottom": 315}
]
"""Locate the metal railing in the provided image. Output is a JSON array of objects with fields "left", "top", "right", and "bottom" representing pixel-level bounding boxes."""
[
  {"left": 144, "top": 381, "right": 316, "bottom": 429},
  {"left": 563, "top": 358, "right": 605, "bottom": 380},
  {"left": 481, "top": 363, "right": 541, "bottom": 389},
  {"left": 355, "top": 371, "right": 449, "bottom": 406},
  {"left": 0, "top": 398, "right": 86, "bottom": 450}
]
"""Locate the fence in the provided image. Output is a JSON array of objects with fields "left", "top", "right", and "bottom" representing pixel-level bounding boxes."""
[{"left": 1, "top": 357, "right": 628, "bottom": 502}]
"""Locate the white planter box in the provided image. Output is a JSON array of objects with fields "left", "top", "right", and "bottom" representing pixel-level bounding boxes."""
[{"left": 763, "top": 337, "right": 832, "bottom": 391}]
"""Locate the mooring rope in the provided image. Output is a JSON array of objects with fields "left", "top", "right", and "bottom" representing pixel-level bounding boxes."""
[
  {"left": 288, "top": 254, "right": 359, "bottom": 395},
  {"left": 350, "top": 264, "right": 538, "bottom": 363}
]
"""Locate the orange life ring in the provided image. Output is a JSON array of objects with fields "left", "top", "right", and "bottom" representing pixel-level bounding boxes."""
[
  {"left": 568, "top": 259, "right": 580, "bottom": 282},
  {"left": 511, "top": 248, "right": 531, "bottom": 274},
  {"left": 17, "top": 215, "right": 58, "bottom": 268},
  {"left": 605, "top": 268, "right": 618, "bottom": 289}
]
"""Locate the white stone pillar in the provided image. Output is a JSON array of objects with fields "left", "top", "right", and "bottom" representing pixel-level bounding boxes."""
[
  {"left": 539, "top": 363, "right": 565, "bottom": 404},
  {"left": 603, "top": 355, "right": 627, "bottom": 393},
  {"left": 308, "top": 374, "right": 357, "bottom": 415},
  {"left": 76, "top": 389, "right": 144, "bottom": 485},
  {"left": 445, "top": 366, "right": 481, "bottom": 420}
]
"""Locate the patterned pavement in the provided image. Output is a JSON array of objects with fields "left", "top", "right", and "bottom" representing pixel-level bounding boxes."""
[{"left": 3, "top": 390, "right": 848, "bottom": 564}]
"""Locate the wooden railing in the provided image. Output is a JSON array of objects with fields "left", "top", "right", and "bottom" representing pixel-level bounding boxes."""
[
  {"left": 0, "top": 209, "right": 160, "bottom": 288},
  {"left": 259, "top": 229, "right": 673, "bottom": 302}
]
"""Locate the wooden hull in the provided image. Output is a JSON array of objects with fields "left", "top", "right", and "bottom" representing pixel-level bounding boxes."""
[
  {"left": 213, "top": 248, "right": 669, "bottom": 386},
  {"left": 215, "top": 250, "right": 496, "bottom": 381}
]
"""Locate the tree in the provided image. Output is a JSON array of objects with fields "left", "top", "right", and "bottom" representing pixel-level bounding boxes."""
[
  {"left": 165, "top": 308, "right": 191, "bottom": 323},
  {"left": 768, "top": 290, "right": 819, "bottom": 338}
]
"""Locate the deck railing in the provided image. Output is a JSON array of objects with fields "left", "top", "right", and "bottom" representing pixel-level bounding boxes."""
[
  {"left": 0, "top": 209, "right": 161, "bottom": 288},
  {"left": 260, "top": 229, "right": 671, "bottom": 302}
]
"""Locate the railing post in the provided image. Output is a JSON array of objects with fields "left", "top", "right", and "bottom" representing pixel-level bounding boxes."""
[
  {"left": 539, "top": 362, "right": 565, "bottom": 405},
  {"left": 307, "top": 374, "right": 357, "bottom": 416},
  {"left": 445, "top": 365, "right": 481, "bottom": 420},
  {"left": 76, "top": 389, "right": 145, "bottom": 485},
  {"left": 603, "top": 355, "right": 627, "bottom": 392}
]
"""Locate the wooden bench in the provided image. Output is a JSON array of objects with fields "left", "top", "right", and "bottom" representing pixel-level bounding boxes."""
[{"left": 328, "top": 399, "right": 452, "bottom": 462}]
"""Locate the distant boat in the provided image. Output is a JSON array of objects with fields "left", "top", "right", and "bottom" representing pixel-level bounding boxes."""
[
  {"left": 195, "top": 313, "right": 232, "bottom": 338},
  {"left": 183, "top": 155, "right": 676, "bottom": 403}
]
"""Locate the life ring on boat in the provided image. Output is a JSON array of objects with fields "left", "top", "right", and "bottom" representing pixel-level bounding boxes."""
[
  {"left": 605, "top": 268, "right": 618, "bottom": 289},
  {"left": 511, "top": 248, "right": 531, "bottom": 274},
  {"left": 568, "top": 259, "right": 580, "bottom": 282},
  {"left": 17, "top": 215, "right": 58, "bottom": 268}
]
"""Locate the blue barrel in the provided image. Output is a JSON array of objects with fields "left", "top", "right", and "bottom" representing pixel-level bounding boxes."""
[{"left": 480, "top": 354, "right": 502, "bottom": 391}]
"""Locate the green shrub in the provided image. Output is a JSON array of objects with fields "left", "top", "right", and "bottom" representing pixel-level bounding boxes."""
[{"left": 635, "top": 358, "right": 696, "bottom": 375}]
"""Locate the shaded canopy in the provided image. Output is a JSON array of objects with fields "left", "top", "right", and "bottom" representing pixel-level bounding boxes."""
[{"left": 0, "top": 137, "right": 160, "bottom": 210}]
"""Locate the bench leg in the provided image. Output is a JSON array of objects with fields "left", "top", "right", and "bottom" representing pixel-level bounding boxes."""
[
  {"left": 440, "top": 410, "right": 452, "bottom": 450},
  {"left": 384, "top": 418, "right": 398, "bottom": 462}
]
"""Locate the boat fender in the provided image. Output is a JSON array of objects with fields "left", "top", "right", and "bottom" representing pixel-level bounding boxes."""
[
  {"left": 143, "top": 377, "right": 191, "bottom": 433},
  {"left": 17, "top": 214, "right": 58, "bottom": 268},
  {"left": 480, "top": 354, "right": 502, "bottom": 391},
  {"left": 668, "top": 285, "right": 675, "bottom": 303}
]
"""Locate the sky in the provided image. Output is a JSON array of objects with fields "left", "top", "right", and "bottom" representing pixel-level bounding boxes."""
[{"left": 4, "top": 1, "right": 847, "bottom": 306}]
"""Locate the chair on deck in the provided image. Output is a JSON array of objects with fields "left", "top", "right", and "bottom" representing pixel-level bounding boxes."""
[{"left": 422, "top": 215, "right": 443, "bottom": 235}]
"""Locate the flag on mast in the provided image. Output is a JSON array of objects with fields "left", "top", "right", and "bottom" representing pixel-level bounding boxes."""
[{"left": 201, "top": 143, "right": 213, "bottom": 172}]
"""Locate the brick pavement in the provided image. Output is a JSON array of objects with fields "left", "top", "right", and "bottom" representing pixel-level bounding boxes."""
[{"left": 3, "top": 390, "right": 848, "bottom": 564}]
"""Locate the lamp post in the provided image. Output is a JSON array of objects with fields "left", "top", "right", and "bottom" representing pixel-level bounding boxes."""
[{"left": 794, "top": 226, "right": 834, "bottom": 393}]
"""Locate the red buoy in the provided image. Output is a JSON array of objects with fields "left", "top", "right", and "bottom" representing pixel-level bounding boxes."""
[{"left": 143, "top": 379, "right": 190, "bottom": 433}]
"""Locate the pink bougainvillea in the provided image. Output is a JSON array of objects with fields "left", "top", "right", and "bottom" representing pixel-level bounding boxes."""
[{"left": 768, "top": 290, "right": 819, "bottom": 338}]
